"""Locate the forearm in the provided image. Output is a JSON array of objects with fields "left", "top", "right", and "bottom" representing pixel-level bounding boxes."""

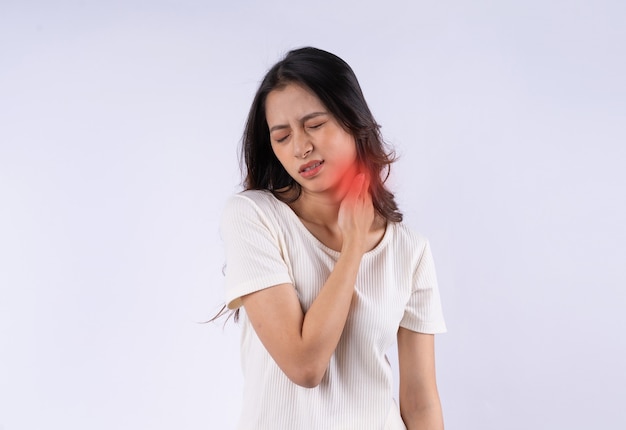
[
  {"left": 298, "top": 244, "right": 363, "bottom": 376},
  {"left": 298, "top": 173, "right": 370, "bottom": 369},
  {"left": 241, "top": 175, "right": 373, "bottom": 387}
]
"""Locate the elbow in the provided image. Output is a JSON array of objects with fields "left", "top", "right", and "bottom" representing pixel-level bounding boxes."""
[
  {"left": 286, "top": 362, "right": 327, "bottom": 388},
  {"left": 399, "top": 391, "right": 444, "bottom": 429},
  {"left": 290, "top": 373, "right": 324, "bottom": 389},
  {"left": 291, "top": 376, "right": 322, "bottom": 389}
]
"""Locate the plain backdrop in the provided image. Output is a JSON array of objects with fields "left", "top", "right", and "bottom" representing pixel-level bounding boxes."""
[{"left": 1, "top": 1, "right": 625, "bottom": 429}]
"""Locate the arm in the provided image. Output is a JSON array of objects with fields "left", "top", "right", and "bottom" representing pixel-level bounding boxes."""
[
  {"left": 397, "top": 327, "right": 444, "bottom": 430},
  {"left": 241, "top": 174, "right": 372, "bottom": 388}
]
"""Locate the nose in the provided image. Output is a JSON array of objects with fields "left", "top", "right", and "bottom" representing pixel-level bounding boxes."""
[{"left": 293, "top": 129, "right": 313, "bottom": 159}]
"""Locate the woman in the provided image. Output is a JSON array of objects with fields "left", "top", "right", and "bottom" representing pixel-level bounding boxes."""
[{"left": 219, "top": 47, "right": 446, "bottom": 429}]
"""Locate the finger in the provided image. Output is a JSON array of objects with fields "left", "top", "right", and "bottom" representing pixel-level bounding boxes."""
[
  {"left": 354, "top": 172, "right": 369, "bottom": 202},
  {"left": 362, "top": 174, "right": 371, "bottom": 197},
  {"left": 346, "top": 173, "right": 365, "bottom": 201}
]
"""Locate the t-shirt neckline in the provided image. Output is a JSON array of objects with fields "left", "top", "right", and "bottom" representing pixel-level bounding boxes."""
[{"left": 268, "top": 190, "right": 392, "bottom": 258}]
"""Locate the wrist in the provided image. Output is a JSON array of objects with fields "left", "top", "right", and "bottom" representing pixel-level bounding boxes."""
[{"left": 340, "top": 236, "right": 367, "bottom": 257}]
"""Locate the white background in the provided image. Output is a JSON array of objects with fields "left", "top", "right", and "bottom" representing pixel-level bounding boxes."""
[{"left": 1, "top": 1, "right": 625, "bottom": 429}]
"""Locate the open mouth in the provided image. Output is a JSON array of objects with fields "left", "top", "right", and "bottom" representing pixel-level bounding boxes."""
[{"left": 299, "top": 160, "right": 324, "bottom": 173}]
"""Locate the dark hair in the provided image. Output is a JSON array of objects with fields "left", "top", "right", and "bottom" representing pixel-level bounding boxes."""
[{"left": 242, "top": 46, "right": 402, "bottom": 222}]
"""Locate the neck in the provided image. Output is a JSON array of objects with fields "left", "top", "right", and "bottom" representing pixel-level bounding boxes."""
[
  {"left": 290, "top": 190, "right": 342, "bottom": 228},
  {"left": 287, "top": 164, "right": 360, "bottom": 228}
]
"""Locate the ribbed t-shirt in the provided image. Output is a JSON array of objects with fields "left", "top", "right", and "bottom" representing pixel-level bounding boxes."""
[{"left": 221, "top": 190, "right": 446, "bottom": 430}]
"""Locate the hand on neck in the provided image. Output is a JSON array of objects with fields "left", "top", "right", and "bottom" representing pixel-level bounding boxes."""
[{"left": 293, "top": 165, "right": 362, "bottom": 228}]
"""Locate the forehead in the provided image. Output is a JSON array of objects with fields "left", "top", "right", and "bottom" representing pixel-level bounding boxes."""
[{"left": 265, "top": 83, "right": 326, "bottom": 123}]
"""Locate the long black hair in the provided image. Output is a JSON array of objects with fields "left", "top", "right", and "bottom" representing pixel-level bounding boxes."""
[{"left": 242, "top": 47, "right": 402, "bottom": 222}]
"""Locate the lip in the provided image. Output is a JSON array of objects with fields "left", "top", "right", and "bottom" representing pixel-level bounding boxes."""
[{"left": 299, "top": 160, "right": 324, "bottom": 178}]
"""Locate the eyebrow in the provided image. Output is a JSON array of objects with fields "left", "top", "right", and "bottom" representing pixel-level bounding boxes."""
[{"left": 269, "top": 111, "right": 328, "bottom": 133}]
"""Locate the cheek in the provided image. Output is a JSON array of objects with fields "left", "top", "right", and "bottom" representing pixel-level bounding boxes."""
[
  {"left": 271, "top": 145, "right": 289, "bottom": 167},
  {"left": 334, "top": 136, "right": 358, "bottom": 167},
  {"left": 334, "top": 143, "right": 361, "bottom": 184}
]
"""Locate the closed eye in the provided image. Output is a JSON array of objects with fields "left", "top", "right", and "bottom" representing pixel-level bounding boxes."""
[
  {"left": 275, "top": 134, "right": 289, "bottom": 143},
  {"left": 307, "top": 122, "right": 325, "bottom": 130}
]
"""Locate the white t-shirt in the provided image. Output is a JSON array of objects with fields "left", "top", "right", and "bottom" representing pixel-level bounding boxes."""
[{"left": 221, "top": 190, "right": 446, "bottom": 430}]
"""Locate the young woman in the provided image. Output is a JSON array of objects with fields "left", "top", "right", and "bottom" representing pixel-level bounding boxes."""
[{"left": 219, "top": 47, "right": 446, "bottom": 429}]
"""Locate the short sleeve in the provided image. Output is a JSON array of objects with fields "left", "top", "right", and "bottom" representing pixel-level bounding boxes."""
[
  {"left": 399, "top": 240, "right": 447, "bottom": 333},
  {"left": 220, "top": 194, "right": 293, "bottom": 309}
]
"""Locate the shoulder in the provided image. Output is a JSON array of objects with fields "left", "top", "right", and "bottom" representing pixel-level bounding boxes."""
[
  {"left": 221, "top": 190, "right": 288, "bottom": 233},
  {"left": 386, "top": 222, "right": 431, "bottom": 263},
  {"left": 389, "top": 222, "right": 429, "bottom": 250},
  {"left": 224, "top": 189, "right": 277, "bottom": 208},
  {"left": 222, "top": 190, "right": 282, "bottom": 217}
]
